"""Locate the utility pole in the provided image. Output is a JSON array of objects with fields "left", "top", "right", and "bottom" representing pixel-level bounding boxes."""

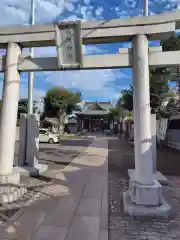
[
  {"left": 28, "top": 0, "right": 36, "bottom": 114},
  {"left": 144, "top": 0, "right": 148, "bottom": 17}
]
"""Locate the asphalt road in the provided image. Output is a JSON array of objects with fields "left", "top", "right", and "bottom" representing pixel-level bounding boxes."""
[{"left": 14, "top": 138, "right": 93, "bottom": 170}]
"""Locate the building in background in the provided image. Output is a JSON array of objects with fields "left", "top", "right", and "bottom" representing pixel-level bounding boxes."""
[{"left": 73, "top": 101, "right": 113, "bottom": 132}]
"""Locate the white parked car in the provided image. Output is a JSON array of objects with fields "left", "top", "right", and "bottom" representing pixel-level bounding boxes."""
[{"left": 39, "top": 128, "right": 59, "bottom": 143}]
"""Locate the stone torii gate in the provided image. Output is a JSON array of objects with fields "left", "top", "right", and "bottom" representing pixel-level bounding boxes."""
[{"left": 0, "top": 10, "right": 180, "bottom": 215}]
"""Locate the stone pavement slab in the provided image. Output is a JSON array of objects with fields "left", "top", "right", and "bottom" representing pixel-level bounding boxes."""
[
  {"left": 76, "top": 197, "right": 101, "bottom": 217},
  {"left": 1, "top": 210, "right": 47, "bottom": 240},
  {"left": 1, "top": 136, "right": 109, "bottom": 240},
  {"left": 99, "top": 230, "right": 108, "bottom": 240},
  {"left": 82, "top": 179, "right": 103, "bottom": 198},
  {"left": 32, "top": 226, "right": 67, "bottom": 240},
  {"left": 65, "top": 216, "right": 99, "bottom": 240},
  {"left": 100, "top": 185, "right": 108, "bottom": 230},
  {"left": 42, "top": 195, "right": 81, "bottom": 227}
]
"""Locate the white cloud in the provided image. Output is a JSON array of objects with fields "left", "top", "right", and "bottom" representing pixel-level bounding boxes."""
[
  {"left": 164, "top": 3, "right": 173, "bottom": 9},
  {"left": 83, "top": 45, "right": 108, "bottom": 54},
  {"left": 76, "top": 4, "right": 94, "bottom": 20},
  {"left": 26, "top": 44, "right": 107, "bottom": 58},
  {"left": 34, "top": 47, "right": 57, "bottom": 57},
  {"left": 112, "top": 0, "right": 179, "bottom": 18},
  {"left": 82, "top": 89, "right": 121, "bottom": 101},
  {"left": 37, "top": 0, "right": 62, "bottom": 18},
  {"left": 33, "top": 68, "right": 130, "bottom": 101},
  {"left": 65, "top": 2, "right": 75, "bottom": 12},
  {"left": 54, "top": 70, "right": 118, "bottom": 91},
  {"left": 0, "top": 73, "right": 45, "bottom": 100},
  {"left": 0, "top": 0, "right": 99, "bottom": 25},
  {"left": 84, "top": 0, "right": 91, "bottom": 5},
  {"left": 63, "top": 15, "right": 80, "bottom": 21},
  {"left": 114, "top": 6, "right": 120, "bottom": 12},
  {"left": 95, "top": 6, "right": 104, "bottom": 16},
  {"left": 20, "top": 85, "right": 46, "bottom": 100},
  {"left": 0, "top": 0, "right": 132, "bottom": 101},
  {"left": 121, "top": 42, "right": 132, "bottom": 48},
  {"left": 124, "top": 0, "right": 137, "bottom": 8}
]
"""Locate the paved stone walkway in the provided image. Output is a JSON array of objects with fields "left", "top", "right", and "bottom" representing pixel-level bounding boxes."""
[
  {"left": 108, "top": 137, "right": 180, "bottom": 240},
  {"left": 2, "top": 135, "right": 180, "bottom": 240},
  {"left": 0, "top": 136, "right": 108, "bottom": 240}
]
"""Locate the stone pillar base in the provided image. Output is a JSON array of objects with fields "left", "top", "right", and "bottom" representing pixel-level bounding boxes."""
[
  {"left": 14, "top": 163, "right": 48, "bottom": 177},
  {"left": 129, "top": 179, "right": 163, "bottom": 205},
  {"left": 123, "top": 190, "right": 172, "bottom": 217},
  {"left": 128, "top": 169, "right": 170, "bottom": 185},
  {"left": 0, "top": 171, "right": 27, "bottom": 204},
  {"left": 0, "top": 171, "right": 20, "bottom": 185},
  {"left": 123, "top": 178, "right": 172, "bottom": 217}
]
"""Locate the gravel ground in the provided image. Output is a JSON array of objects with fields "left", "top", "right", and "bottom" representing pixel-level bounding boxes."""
[{"left": 108, "top": 137, "right": 180, "bottom": 240}]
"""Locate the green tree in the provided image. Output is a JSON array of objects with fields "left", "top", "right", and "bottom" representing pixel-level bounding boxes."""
[
  {"left": 119, "top": 86, "right": 133, "bottom": 111},
  {"left": 118, "top": 70, "right": 169, "bottom": 114},
  {"left": 161, "top": 35, "right": 180, "bottom": 52},
  {"left": 18, "top": 99, "right": 28, "bottom": 118},
  {"left": 44, "top": 87, "right": 81, "bottom": 134},
  {"left": 127, "top": 111, "right": 132, "bottom": 119},
  {"left": 119, "top": 35, "right": 180, "bottom": 114},
  {"left": 17, "top": 99, "right": 37, "bottom": 118},
  {"left": 108, "top": 107, "right": 120, "bottom": 121},
  {"left": 150, "top": 68, "right": 169, "bottom": 113},
  {"left": 161, "top": 35, "right": 180, "bottom": 97},
  {"left": 160, "top": 35, "right": 180, "bottom": 113}
]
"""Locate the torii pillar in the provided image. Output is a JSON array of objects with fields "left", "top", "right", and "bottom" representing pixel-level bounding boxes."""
[
  {"left": 123, "top": 35, "right": 171, "bottom": 216},
  {"left": 0, "top": 42, "right": 26, "bottom": 203}
]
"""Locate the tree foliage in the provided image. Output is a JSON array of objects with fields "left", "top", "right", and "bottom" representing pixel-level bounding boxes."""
[
  {"left": 161, "top": 35, "right": 180, "bottom": 82},
  {"left": 119, "top": 86, "right": 133, "bottom": 111},
  {"left": 44, "top": 87, "right": 81, "bottom": 135},
  {"left": 18, "top": 99, "right": 28, "bottom": 118},
  {"left": 161, "top": 35, "right": 180, "bottom": 52},
  {"left": 150, "top": 68, "right": 169, "bottom": 113},
  {"left": 17, "top": 99, "right": 37, "bottom": 118},
  {"left": 118, "top": 70, "right": 169, "bottom": 114},
  {"left": 127, "top": 111, "right": 132, "bottom": 119},
  {"left": 118, "top": 35, "right": 180, "bottom": 115},
  {"left": 108, "top": 107, "right": 120, "bottom": 121},
  {"left": 160, "top": 35, "right": 180, "bottom": 115},
  {"left": 44, "top": 87, "right": 81, "bottom": 118}
]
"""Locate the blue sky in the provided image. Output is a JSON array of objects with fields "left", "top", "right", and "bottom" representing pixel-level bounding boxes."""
[{"left": 0, "top": 0, "right": 179, "bottom": 103}]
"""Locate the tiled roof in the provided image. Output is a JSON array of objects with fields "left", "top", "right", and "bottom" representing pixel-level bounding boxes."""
[
  {"left": 82, "top": 101, "right": 113, "bottom": 112},
  {"left": 74, "top": 110, "right": 109, "bottom": 115}
]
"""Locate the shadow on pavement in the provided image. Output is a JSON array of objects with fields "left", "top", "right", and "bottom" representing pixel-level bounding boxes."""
[
  {"left": 0, "top": 149, "right": 107, "bottom": 240},
  {"left": 59, "top": 139, "right": 93, "bottom": 147},
  {"left": 157, "top": 146, "right": 180, "bottom": 176},
  {"left": 109, "top": 137, "right": 180, "bottom": 177},
  {"left": 38, "top": 148, "right": 84, "bottom": 167},
  {"left": 108, "top": 138, "right": 134, "bottom": 178}
]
